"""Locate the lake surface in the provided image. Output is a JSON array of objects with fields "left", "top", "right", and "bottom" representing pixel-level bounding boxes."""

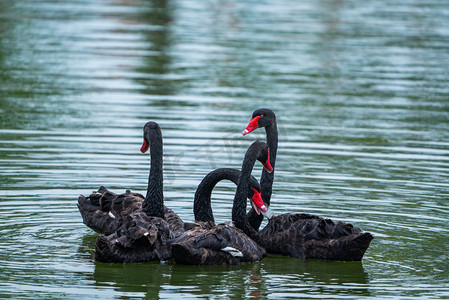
[{"left": 1, "top": 0, "right": 448, "bottom": 298}]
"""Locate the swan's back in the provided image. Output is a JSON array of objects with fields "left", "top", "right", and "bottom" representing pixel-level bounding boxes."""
[
  {"left": 80, "top": 187, "right": 187, "bottom": 263},
  {"left": 78, "top": 186, "right": 144, "bottom": 235},
  {"left": 258, "top": 213, "right": 373, "bottom": 261},
  {"left": 94, "top": 212, "right": 176, "bottom": 263},
  {"left": 171, "top": 222, "right": 266, "bottom": 265},
  {"left": 163, "top": 206, "right": 185, "bottom": 237},
  {"left": 78, "top": 186, "right": 184, "bottom": 237}
]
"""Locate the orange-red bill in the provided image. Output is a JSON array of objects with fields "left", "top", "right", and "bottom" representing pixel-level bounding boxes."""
[
  {"left": 242, "top": 115, "right": 261, "bottom": 135},
  {"left": 250, "top": 188, "right": 267, "bottom": 215},
  {"left": 140, "top": 140, "right": 150, "bottom": 153}
]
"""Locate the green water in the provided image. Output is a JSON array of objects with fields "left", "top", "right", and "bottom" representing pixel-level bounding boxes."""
[{"left": 1, "top": 0, "right": 448, "bottom": 298}]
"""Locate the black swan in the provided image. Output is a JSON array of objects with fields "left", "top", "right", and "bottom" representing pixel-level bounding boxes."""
[
  {"left": 79, "top": 122, "right": 185, "bottom": 263},
  {"left": 241, "top": 108, "right": 373, "bottom": 261},
  {"left": 77, "top": 123, "right": 184, "bottom": 236},
  {"left": 90, "top": 124, "right": 270, "bottom": 264},
  {"left": 171, "top": 144, "right": 273, "bottom": 265},
  {"left": 243, "top": 108, "right": 278, "bottom": 231}
]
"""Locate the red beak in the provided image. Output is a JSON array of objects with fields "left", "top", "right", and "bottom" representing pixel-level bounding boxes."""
[
  {"left": 140, "top": 140, "right": 150, "bottom": 153},
  {"left": 262, "top": 160, "right": 273, "bottom": 173},
  {"left": 242, "top": 115, "right": 261, "bottom": 135},
  {"left": 251, "top": 188, "right": 267, "bottom": 214}
]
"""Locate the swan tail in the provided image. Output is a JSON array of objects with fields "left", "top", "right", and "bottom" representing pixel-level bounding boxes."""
[
  {"left": 77, "top": 193, "right": 118, "bottom": 235},
  {"left": 306, "top": 232, "right": 374, "bottom": 261},
  {"left": 78, "top": 187, "right": 147, "bottom": 235},
  {"left": 88, "top": 186, "right": 117, "bottom": 211}
]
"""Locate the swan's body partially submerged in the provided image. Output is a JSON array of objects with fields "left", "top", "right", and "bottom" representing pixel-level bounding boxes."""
[
  {"left": 78, "top": 187, "right": 183, "bottom": 236},
  {"left": 171, "top": 222, "right": 265, "bottom": 265},
  {"left": 242, "top": 109, "right": 373, "bottom": 261},
  {"left": 95, "top": 212, "right": 175, "bottom": 263},
  {"left": 257, "top": 213, "right": 373, "bottom": 261},
  {"left": 170, "top": 167, "right": 270, "bottom": 266},
  {"left": 80, "top": 123, "right": 270, "bottom": 264},
  {"left": 79, "top": 122, "right": 185, "bottom": 263}
]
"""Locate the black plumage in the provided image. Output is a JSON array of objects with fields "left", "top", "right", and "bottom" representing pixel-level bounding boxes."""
[
  {"left": 171, "top": 149, "right": 271, "bottom": 265},
  {"left": 79, "top": 122, "right": 184, "bottom": 263},
  {"left": 242, "top": 109, "right": 373, "bottom": 261}
]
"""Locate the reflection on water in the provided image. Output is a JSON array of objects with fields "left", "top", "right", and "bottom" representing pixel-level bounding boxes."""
[
  {"left": 132, "top": 0, "right": 182, "bottom": 96},
  {"left": 1, "top": 0, "right": 449, "bottom": 299},
  {"left": 91, "top": 256, "right": 370, "bottom": 299}
]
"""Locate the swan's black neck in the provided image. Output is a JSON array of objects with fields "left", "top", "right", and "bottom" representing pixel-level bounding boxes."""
[
  {"left": 232, "top": 143, "right": 265, "bottom": 241},
  {"left": 194, "top": 168, "right": 260, "bottom": 223},
  {"left": 194, "top": 168, "right": 238, "bottom": 223},
  {"left": 247, "top": 120, "right": 278, "bottom": 231},
  {"left": 142, "top": 128, "right": 165, "bottom": 218},
  {"left": 261, "top": 120, "right": 278, "bottom": 205}
]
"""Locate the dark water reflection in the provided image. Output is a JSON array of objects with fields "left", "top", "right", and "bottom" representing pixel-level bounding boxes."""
[
  {"left": 1, "top": 0, "right": 449, "bottom": 299},
  {"left": 91, "top": 256, "right": 370, "bottom": 299}
]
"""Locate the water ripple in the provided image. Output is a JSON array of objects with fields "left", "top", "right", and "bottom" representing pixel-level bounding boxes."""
[{"left": 1, "top": 0, "right": 449, "bottom": 298}]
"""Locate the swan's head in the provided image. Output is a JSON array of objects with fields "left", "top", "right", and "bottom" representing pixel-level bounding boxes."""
[
  {"left": 141, "top": 121, "right": 161, "bottom": 153},
  {"left": 249, "top": 188, "right": 274, "bottom": 219},
  {"left": 242, "top": 108, "right": 276, "bottom": 135},
  {"left": 254, "top": 141, "right": 273, "bottom": 173}
]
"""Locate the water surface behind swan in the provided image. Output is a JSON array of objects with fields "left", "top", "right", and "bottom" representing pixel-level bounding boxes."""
[{"left": 1, "top": 0, "right": 448, "bottom": 298}]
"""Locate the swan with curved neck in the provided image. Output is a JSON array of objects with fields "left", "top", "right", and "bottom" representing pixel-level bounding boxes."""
[
  {"left": 140, "top": 121, "right": 165, "bottom": 218},
  {"left": 80, "top": 122, "right": 186, "bottom": 263},
  {"left": 194, "top": 168, "right": 266, "bottom": 223},
  {"left": 242, "top": 109, "right": 373, "bottom": 261},
  {"left": 78, "top": 122, "right": 184, "bottom": 237},
  {"left": 171, "top": 144, "right": 273, "bottom": 265},
  {"left": 231, "top": 141, "right": 272, "bottom": 242},
  {"left": 242, "top": 108, "right": 277, "bottom": 231},
  {"left": 91, "top": 123, "right": 272, "bottom": 264}
]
